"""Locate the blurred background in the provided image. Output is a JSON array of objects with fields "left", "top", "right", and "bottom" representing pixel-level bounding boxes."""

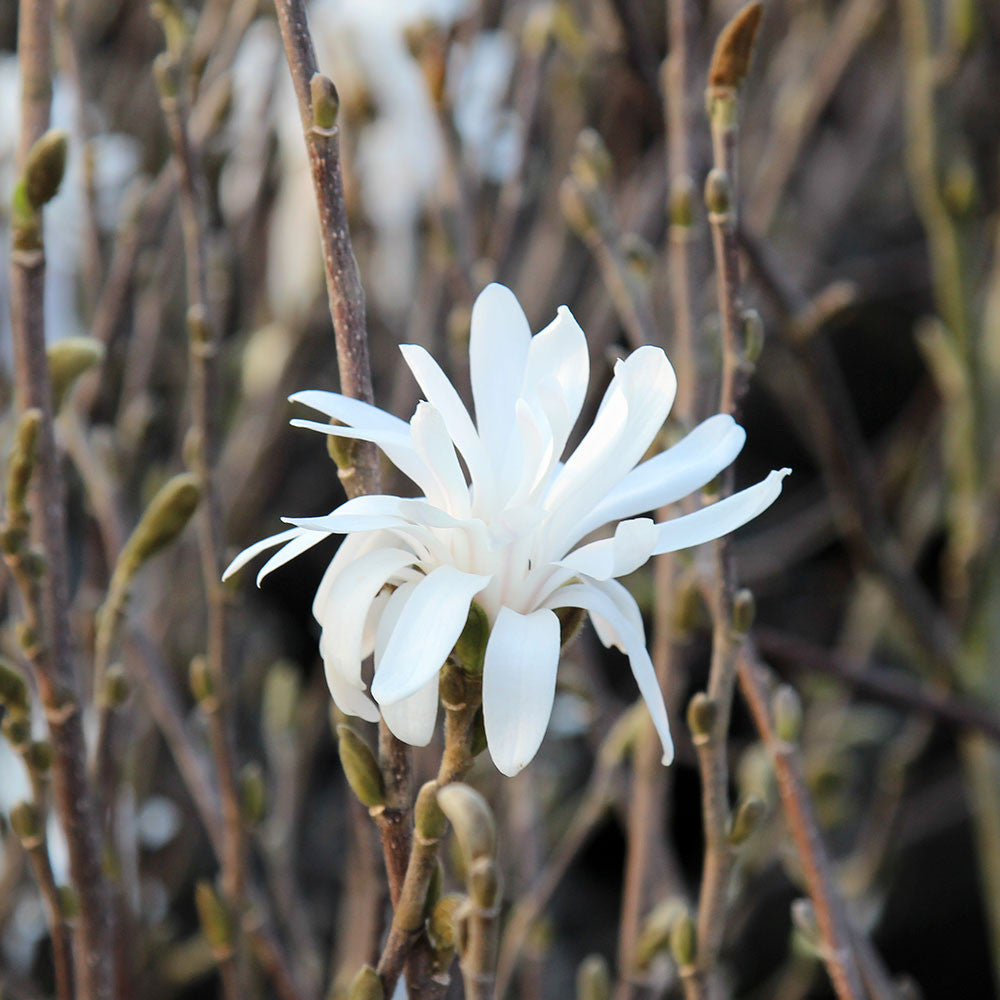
[{"left": 2, "top": 0, "right": 1000, "bottom": 997}]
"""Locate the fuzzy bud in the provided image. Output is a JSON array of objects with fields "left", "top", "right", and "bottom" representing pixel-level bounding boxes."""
[
  {"left": 454, "top": 602, "right": 489, "bottom": 675},
  {"left": 6, "top": 409, "right": 42, "bottom": 520},
  {"left": 189, "top": 655, "right": 216, "bottom": 709},
  {"left": 58, "top": 885, "right": 79, "bottom": 921},
  {"left": 436, "top": 782, "right": 496, "bottom": 864},
  {"left": 47, "top": 337, "right": 104, "bottom": 411},
  {"left": 3, "top": 715, "right": 31, "bottom": 752},
  {"left": 687, "top": 692, "right": 717, "bottom": 743},
  {"left": 428, "top": 892, "right": 464, "bottom": 953},
  {"left": 240, "top": 762, "right": 267, "bottom": 826},
  {"left": 415, "top": 781, "right": 447, "bottom": 842},
  {"left": 790, "top": 898, "right": 819, "bottom": 947},
  {"left": 0, "top": 659, "right": 29, "bottom": 717},
  {"left": 740, "top": 309, "right": 764, "bottom": 365},
  {"left": 728, "top": 795, "right": 765, "bottom": 845},
  {"left": 24, "top": 130, "right": 68, "bottom": 208},
  {"left": 635, "top": 898, "right": 686, "bottom": 969},
  {"left": 560, "top": 176, "right": 598, "bottom": 235},
  {"left": 704, "top": 168, "right": 732, "bottom": 216},
  {"left": 24, "top": 740, "right": 53, "bottom": 778},
  {"left": 337, "top": 725, "right": 386, "bottom": 810},
  {"left": 669, "top": 175, "right": 696, "bottom": 228},
  {"left": 310, "top": 74, "right": 340, "bottom": 131},
  {"left": 9, "top": 800, "right": 42, "bottom": 847},
  {"left": 348, "top": 965, "right": 384, "bottom": 1000},
  {"left": 100, "top": 664, "right": 130, "bottom": 709},
  {"left": 708, "top": 2, "right": 763, "bottom": 91},
  {"left": 732, "top": 588, "right": 756, "bottom": 635},
  {"left": 773, "top": 685, "right": 803, "bottom": 743},
  {"left": 572, "top": 129, "right": 613, "bottom": 190},
  {"left": 194, "top": 881, "right": 235, "bottom": 959},
  {"left": 576, "top": 954, "right": 612, "bottom": 1000},
  {"left": 670, "top": 910, "right": 697, "bottom": 969}
]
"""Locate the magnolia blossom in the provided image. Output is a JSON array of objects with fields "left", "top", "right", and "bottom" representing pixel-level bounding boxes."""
[{"left": 225, "top": 284, "right": 789, "bottom": 776}]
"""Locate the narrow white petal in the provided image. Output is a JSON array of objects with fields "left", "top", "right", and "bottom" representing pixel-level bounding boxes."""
[
  {"left": 290, "top": 390, "right": 409, "bottom": 435},
  {"left": 312, "top": 532, "right": 383, "bottom": 619},
  {"left": 544, "top": 583, "right": 673, "bottom": 765},
  {"left": 469, "top": 283, "right": 532, "bottom": 464},
  {"left": 257, "top": 530, "right": 331, "bottom": 586},
  {"left": 557, "top": 518, "right": 657, "bottom": 581},
  {"left": 322, "top": 652, "right": 380, "bottom": 723},
  {"left": 483, "top": 607, "right": 560, "bottom": 776},
  {"left": 371, "top": 566, "right": 491, "bottom": 704},
  {"left": 410, "top": 402, "right": 471, "bottom": 517},
  {"left": 652, "top": 469, "right": 791, "bottom": 555},
  {"left": 314, "top": 547, "right": 419, "bottom": 687},
  {"left": 573, "top": 414, "right": 747, "bottom": 541},
  {"left": 222, "top": 527, "right": 301, "bottom": 581}
]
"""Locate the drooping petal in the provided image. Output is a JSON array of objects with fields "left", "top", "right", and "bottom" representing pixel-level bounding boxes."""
[
  {"left": 312, "top": 532, "right": 383, "bottom": 620},
  {"left": 482, "top": 607, "right": 560, "bottom": 776},
  {"left": 314, "top": 547, "right": 419, "bottom": 687},
  {"left": 469, "top": 283, "right": 532, "bottom": 465},
  {"left": 399, "top": 343, "right": 495, "bottom": 504},
  {"left": 375, "top": 582, "right": 439, "bottom": 746},
  {"left": 652, "top": 469, "right": 791, "bottom": 555},
  {"left": 290, "top": 390, "right": 409, "bottom": 435},
  {"left": 570, "top": 414, "right": 747, "bottom": 542},
  {"left": 321, "top": 641, "right": 380, "bottom": 723},
  {"left": 223, "top": 527, "right": 301, "bottom": 581},
  {"left": 557, "top": 518, "right": 658, "bottom": 581},
  {"left": 410, "top": 402, "right": 471, "bottom": 517},
  {"left": 257, "top": 529, "right": 332, "bottom": 586},
  {"left": 544, "top": 583, "right": 673, "bottom": 765},
  {"left": 371, "top": 566, "right": 491, "bottom": 704}
]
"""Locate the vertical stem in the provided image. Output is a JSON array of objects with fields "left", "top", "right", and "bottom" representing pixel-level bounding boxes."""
[{"left": 9, "top": 3, "right": 115, "bottom": 998}]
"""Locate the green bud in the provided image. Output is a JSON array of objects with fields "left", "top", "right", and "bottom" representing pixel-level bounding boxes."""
[
  {"left": 347, "top": 965, "right": 384, "bottom": 1000},
  {"left": 101, "top": 664, "right": 130, "bottom": 709},
  {"left": 0, "top": 659, "right": 30, "bottom": 717},
  {"left": 466, "top": 855, "right": 499, "bottom": 908},
  {"left": 687, "top": 692, "right": 717, "bottom": 742},
  {"left": 194, "top": 880, "right": 235, "bottom": 958},
  {"left": 426, "top": 858, "right": 443, "bottom": 911},
  {"left": 17, "top": 623, "right": 41, "bottom": 658},
  {"left": 6, "top": 409, "right": 42, "bottom": 518},
  {"left": 704, "top": 168, "right": 732, "bottom": 216},
  {"left": 428, "top": 892, "right": 463, "bottom": 952},
  {"left": 944, "top": 158, "right": 976, "bottom": 217},
  {"left": 560, "top": 176, "right": 598, "bottom": 235},
  {"left": 740, "top": 309, "right": 764, "bottom": 365},
  {"left": 337, "top": 724, "right": 386, "bottom": 810},
  {"left": 326, "top": 422, "right": 359, "bottom": 473},
  {"left": 9, "top": 800, "right": 42, "bottom": 846},
  {"left": 310, "top": 73, "right": 340, "bottom": 131},
  {"left": 728, "top": 795, "right": 765, "bottom": 845},
  {"left": 669, "top": 175, "right": 695, "bottom": 228},
  {"left": 773, "top": 685, "right": 803, "bottom": 743},
  {"left": 262, "top": 661, "right": 300, "bottom": 736},
  {"left": 576, "top": 954, "right": 611, "bottom": 1000},
  {"left": 732, "top": 588, "right": 755, "bottom": 634},
  {"left": 189, "top": 654, "right": 216, "bottom": 709},
  {"left": 240, "top": 762, "right": 267, "bottom": 826},
  {"left": 3, "top": 715, "right": 31, "bottom": 752},
  {"left": 454, "top": 602, "right": 489, "bottom": 675},
  {"left": 572, "top": 128, "right": 613, "bottom": 189},
  {"left": 24, "top": 130, "right": 68, "bottom": 208},
  {"left": 58, "top": 884, "right": 79, "bottom": 921},
  {"left": 11, "top": 180, "right": 40, "bottom": 248},
  {"left": 187, "top": 304, "right": 210, "bottom": 346},
  {"left": 24, "top": 740, "right": 53, "bottom": 778},
  {"left": 438, "top": 663, "right": 468, "bottom": 711},
  {"left": 0, "top": 525, "right": 28, "bottom": 556},
  {"left": 153, "top": 51, "right": 179, "bottom": 100},
  {"left": 47, "top": 337, "right": 104, "bottom": 410},
  {"left": 790, "top": 897, "right": 819, "bottom": 947},
  {"left": 634, "top": 898, "right": 685, "bottom": 969},
  {"left": 469, "top": 708, "right": 488, "bottom": 759},
  {"left": 415, "top": 781, "right": 447, "bottom": 842},
  {"left": 436, "top": 782, "right": 496, "bottom": 864},
  {"left": 22, "top": 549, "right": 46, "bottom": 579},
  {"left": 620, "top": 233, "right": 655, "bottom": 279},
  {"left": 670, "top": 910, "right": 697, "bottom": 968}
]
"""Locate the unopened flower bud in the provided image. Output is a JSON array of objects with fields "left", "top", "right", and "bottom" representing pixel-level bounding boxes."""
[
  {"left": 620, "top": 233, "right": 655, "bottom": 280},
  {"left": 560, "top": 176, "right": 598, "bottom": 235},
  {"left": 9, "top": 800, "right": 42, "bottom": 847},
  {"left": 467, "top": 855, "right": 499, "bottom": 908},
  {"left": 310, "top": 73, "right": 340, "bottom": 131},
  {"left": 708, "top": 1, "right": 763, "bottom": 91},
  {"left": 117, "top": 474, "right": 201, "bottom": 583},
  {"left": 740, "top": 309, "right": 764, "bottom": 364},
  {"left": 101, "top": 664, "right": 130, "bottom": 709},
  {"left": 240, "top": 762, "right": 267, "bottom": 826},
  {"left": 24, "top": 130, "right": 68, "bottom": 208},
  {"left": 576, "top": 954, "right": 611, "bottom": 1000},
  {"left": 669, "top": 910, "right": 697, "bottom": 968},
  {"left": 262, "top": 661, "right": 300, "bottom": 736},
  {"left": 572, "top": 128, "right": 613, "bottom": 189},
  {"left": 348, "top": 965, "right": 384, "bottom": 1000},
  {"left": 728, "top": 795, "right": 765, "bottom": 845},
  {"left": 58, "top": 885, "right": 79, "bottom": 921},
  {"left": 337, "top": 724, "right": 386, "bottom": 810},
  {"left": 428, "top": 892, "right": 464, "bottom": 952},
  {"left": 773, "top": 685, "right": 803, "bottom": 743},
  {"left": 687, "top": 692, "right": 717, "bottom": 742},
  {"left": 415, "top": 781, "right": 447, "bottom": 842},
  {"left": 153, "top": 51, "right": 179, "bottom": 100},
  {"left": 22, "top": 549, "right": 47, "bottom": 579},
  {"left": 732, "top": 588, "right": 755, "bottom": 635},
  {"left": 704, "top": 168, "right": 732, "bottom": 216},
  {"left": 0, "top": 659, "right": 29, "bottom": 717},
  {"left": 47, "top": 337, "right": 104, "bottom": 410},
  {"left": 436, "top": 782, "right": 496, "bottom": 863},
  {"left": 790, "top": 897, "right": 819, "bottom": 947},
  {"left": 454, "top": 602, "right": 489, "bottom": 675},
  {"left": 3, "top": 715, "right": 31, "bottom": 752},
  {"left": 194, "top": 880, "right": 235, "bottom": 959},
  {"left": 669, "top": 175, "right": 696, "bottom": 228},
  {"left": 635, "top": 898, "right": 686, "bottom": 969},
  {"left": 6, "top": 410, "right": 42, "bottom": 517},
  {"left": 186, "top": 304, "right": 210, "bottom": 345},
  {"left": 189, "top": 655, "right": 216, "bottom": 709},
  {"left": 24, "top": 740, "right": 53, "bottom": 778}
]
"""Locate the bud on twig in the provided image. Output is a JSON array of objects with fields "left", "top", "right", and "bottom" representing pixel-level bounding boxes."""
[
  {"left": 732, "top": 588, "right": 755, "bottom": 635},
  {"left": 704, "top": 168, "right": 732, "bottom": 216},
  {"left": 194, "top": 880, "right": 235, "bottom": 960},
  {"left": 240, "top": 762, "right": 267, "bottom": 826},
  {"left": 262, "top": 661, "right": 300, "bottom": 737},
  {"left": 687, "top": 692, "right": 717, "bottom": 743},
  {"left": 436, "top": 783, "right": 496, "bottom": 865},
  {"left": 3, "top": 715, "right": 31, "bottom": 752},
  {"left": 670, "top": 910, "right": 697, "bottom": 969},
  {"left": 467, "top": 856, "right": 499, "bottom": 909},
  {"left": 428, "top": 892, "right": 464, "bottom": 953},
  {"left": 189, "top": 655, "right": 217, "bottom": 709},
  {"left": 348, "top": 965, "right": 384, "bottom": 1000},
  {"left": 415, "top": 781, "right": 447, "bottom": 843},
  {"left": 740, "top": 309, "right": 764, "bottom": 365},
  {"left": 47, "top": 337, "right": 104, "bottom": 410},
  {"left": 576, "top": 954, "right": 611, "bottom": 1000},
  {"left": 24, "top": 130, "right": 68, "bottom": 208},
  {"left": 728, "top": 795, "right": 765, "bottom": 845},
  {"left": 58, "top": 885, "right": 79, "bottom": 921},
  {"left": 773, "top": 685, "right": 803, "bottom": 743},
  {"left": 635, "top": 897, "right": 686, "bottom": 969},
  {"left": 337, "top": 724, "right": 386, "bottom": 810},
  {"left": 708, "top": 1, "right": 763, "bottom": 91},
  {"left": 9, "top": 800, "right": 42, "bottom": 848},
  {"left": 24, "top": 740, "right": 53, "bottom": 778},
  {"left": 0, "top": 659, "right": 29, "bottom": 717},
  {"left": 310, "top": 73, "right": 340, "bottom": 132},
  {"left": 6, "top": 410, "right": 42, "bottom": 524},
  {"left": 100, "top": 664, "right": 130, "bottom": 709}
]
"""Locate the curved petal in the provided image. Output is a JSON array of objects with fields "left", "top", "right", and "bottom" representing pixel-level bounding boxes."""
[
  {"left": 257, "top": 529, "right": 332, "bottom": 586},
  {"left": 652, "top": 469, "right": 791, "bottom": 555},
  {"left": 469, "top": 283, "right": 532, "bottom": 464},
  {"left": 371, "top": 566, "right": 491, "bottom": 704},
  {"left": 482, "top": 607, "right": 560, "bottom": 776},
  {"left": 571, "top": 414, "right": 747, "bottom": 542},
  {"left": 223, "top": 527, "right": 301, "bottom": 581},
  {"left": 322, "top": 647, "right": 380, "bottom": 723},
  {"left": 375, "top": 582, "right": 439, "bottom": 746},
  {"left": 543, "top": 583, "right": 673, "bottom": 765},
  {"left": 290, "top": 390, "right": 409, "bottom": 435},
  {"left": 410, "top": 402, "right": 471, "bottom": 517},
  {"left": 314, "top": 547, "right": 419, "bottom": 687},
  {"left": 557, "top": 518, "right": 657, "bottom": 581},
  {"left": 312, "top": 532, "right": 385, "bottom": 620}
]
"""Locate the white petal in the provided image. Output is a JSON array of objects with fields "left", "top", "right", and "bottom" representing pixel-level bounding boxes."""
[
  {"left": 290, "top": 390, "right": 408, "bottom": 435},
  {"left": 257, "top": 529, "right": 331, "bottom": 586},
  {"left": 222, "top": 527, "right": 301, "bottom": 581},
  {"left": 371, "top": 566, "right": 491, "bottom": 704},
  {"left": 557, "top": 518, "right": 657, "bottom": 581},
  {"left": 652, "top": 469, "right": 791, "bottom": 555},
  {"left": 469, "top": 283, "right": 531, "bottom": 464},
  {"left": 482, "top": 607, "right": 560, "bottom": 776},
  {"left": 410, "top": 402, "right": 471, "bottom": 517},
  {"left": 375, "top": 582, "right": 439, "bottom": 746},
  {"left": 323, "top": 652, "right": 380, "bottom": 723},
  {"left": 314, "top": 547, "right": 419, "bottom": 687},
  {"left": 544, "top": 583, "right": 673, "bottom": 765},
  {"left": 312, "top": 532, "right": 382, "bottom": 619},
  {"left": 399, "top": 343, "right": 495, "bottom": 504},
  {"left": 573, "top": 414, "right": 747, "bottom": 541}
]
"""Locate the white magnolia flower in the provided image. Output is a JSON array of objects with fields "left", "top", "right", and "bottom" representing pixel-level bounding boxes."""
[{"left": 226, "top": 283, "right": 789, "bottom": 776}]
